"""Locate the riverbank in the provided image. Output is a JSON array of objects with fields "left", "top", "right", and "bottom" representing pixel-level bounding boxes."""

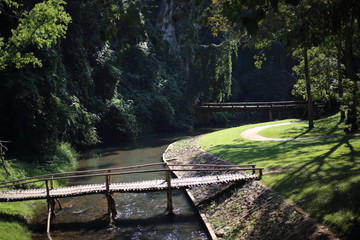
[
  {"left": 163, "top": 136, "right": 340, "bottom": 240},
  {"left": 0, "top": 142, "right": 77, "bottom": 240}
]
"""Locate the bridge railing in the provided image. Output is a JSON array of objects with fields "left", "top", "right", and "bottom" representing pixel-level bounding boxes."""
[
  {"left": 196, "top": 101, "right": 307, "bottom": 108},
  {"left": 0, "top": 162, "right": 263, "bottom": 190},
  {"left": 0, "top": 162, "right": 168, "bottom": 189},
  {"left": 0, "top": 162, "right": 263, "bottom": 233}
]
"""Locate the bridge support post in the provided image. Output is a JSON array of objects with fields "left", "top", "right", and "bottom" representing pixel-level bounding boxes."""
[
  {"left": 269, "top": 109, "right": 273, "bottom": 121},
  {"left": 105, "top": 172, "right": 117, "bottom": 225},
  {"left": 165, "top": 169, "right": 174, "bottom": 215},
  {"left": 45, "top": 180, "right": 55, "bottom": 233},
  {"left": 106, "top": 193, "right": 117, "bottom": 224}
]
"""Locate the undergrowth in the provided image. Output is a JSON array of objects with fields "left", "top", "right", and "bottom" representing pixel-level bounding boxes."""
[{"left": 0, "top": 142, "right": 77, "bottom": 240}]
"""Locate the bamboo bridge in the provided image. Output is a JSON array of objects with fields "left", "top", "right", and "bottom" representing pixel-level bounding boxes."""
[{"left": 0, "top": 162, "right": 263, "bottom": 233}]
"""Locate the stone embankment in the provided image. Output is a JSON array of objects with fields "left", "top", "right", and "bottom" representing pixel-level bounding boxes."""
[{"left": 163, "top": 136, "right": 340, "bottom": 240}]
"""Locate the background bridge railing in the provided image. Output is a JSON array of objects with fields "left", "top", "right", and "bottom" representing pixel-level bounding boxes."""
[
  {"left": 195, "top": 101, "right": 307, "bottom": 111},
  {"left": 195, "top": 101, "right": 308, "bottom": 121}
]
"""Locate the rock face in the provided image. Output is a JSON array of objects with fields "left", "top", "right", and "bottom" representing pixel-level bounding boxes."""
[{"left": 163, "top": 136, "right": 340, "bottom": 240}]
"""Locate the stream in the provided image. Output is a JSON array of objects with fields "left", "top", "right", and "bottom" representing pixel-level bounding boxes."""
[{"left": 31, "top": 131, "right": 213, "bottom": 240}]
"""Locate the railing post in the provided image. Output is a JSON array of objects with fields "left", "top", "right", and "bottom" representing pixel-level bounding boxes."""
[
  {"left": 252, "top": 165, "right": 256, "bottom": 175},
  {"left": 45, "top": 180, "right": 50, "bottom": 199},
  {"left": 105, "top": 170, "right": 117, "bottom": 225},
  {"left": 45, "top": 180, "right": 53, "bottom": 233},
  {"left": 105, "top": 172, "right": 110, "bottom": 192},
  {"left": 50, "top": 176, "right": 54, "bottom": 190},
  {"left": 50, "top": 175, "right": 63, "bottom": 211},
  {"left": 165, "top": 168, "right": 174, "bottom": 215}
]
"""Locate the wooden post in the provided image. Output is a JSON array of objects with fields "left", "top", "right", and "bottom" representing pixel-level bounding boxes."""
[
  {"left": 50, "top": 176, "right": 62, "bottom": 211},
  {"left": 252, "top": 165, "right": 256, "bottom": 174},
  {"left": 50, "top": 176, "right": 54, "bottom": 189},
  {"left": 49, "top": 177, "right": 56, "bottom": 217},
  {"left": 165, "top": 169, "right": 174, "bottom": 215},
  {"left": 269, "top": 109, "right": 273, "bottom": 121},
  {"left": 45, "top": 180, "right": 54, "bottom": 233},
  {"left": 105, "top": 171, "right": 117, "bottom": 224}
]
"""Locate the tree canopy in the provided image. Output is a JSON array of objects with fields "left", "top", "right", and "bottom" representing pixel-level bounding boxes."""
[
  {"left": 0, "top": 0, "right": 71, "bottom": 70},
  {"left": 0, "top": 0, "right": 359, "bottom": 159}
]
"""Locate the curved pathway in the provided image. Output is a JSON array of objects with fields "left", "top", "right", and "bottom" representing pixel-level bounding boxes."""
[{"left": 240, "top": 122, "right": 360, "bottom": 141}]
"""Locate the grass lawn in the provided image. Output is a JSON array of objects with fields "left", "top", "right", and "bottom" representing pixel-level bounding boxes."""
[
  {"left": 200, "top": 113, "right": 360, "bottom": 239},
  {"left": 260, "top": 113, "right": 348, "bottom": 138}
]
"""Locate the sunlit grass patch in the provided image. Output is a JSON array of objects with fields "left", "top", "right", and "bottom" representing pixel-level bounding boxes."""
[
  {"left": 0, "top": 221, "right": 31, "bottom": 240},
  {"left": 260, "top": 112, "right": 346, "bottom": 138},
  {"left": 200, "top": 113, "right": 360, "bottom": 238}
]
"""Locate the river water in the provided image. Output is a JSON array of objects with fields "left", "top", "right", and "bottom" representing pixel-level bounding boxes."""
[{"left": 31, "top": 131, "right": 212, "bottom": 240}]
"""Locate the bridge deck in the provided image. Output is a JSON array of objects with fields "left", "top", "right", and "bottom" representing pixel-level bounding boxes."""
[{"left": 0, "top": 172, "right": 258, "bottom": 202}]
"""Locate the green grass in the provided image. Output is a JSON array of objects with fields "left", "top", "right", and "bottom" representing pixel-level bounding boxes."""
[
  {"left": 200, "top": 113, "right": 360, "bottom": 238},
  {"left": 260, "top": 113, "right": 347, "bottom": 138},
  {"left": 0, "top": 142, "right": 78, "bottom": 240}
]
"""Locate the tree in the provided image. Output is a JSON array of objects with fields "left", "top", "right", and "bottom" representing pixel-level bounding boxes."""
[
  {"left": 207, "top": 0, "right": 360, "bottom": 130},
  {"left": 0, "top": 0, "right": 71, "bottom": 70},
  {"left": 292, "top": 46, "right": 340, "bottom": 108}
]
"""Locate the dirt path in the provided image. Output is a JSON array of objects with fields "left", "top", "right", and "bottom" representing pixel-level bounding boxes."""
[{"left": 240, "top": 122, "right": 360, "bottom": 141}]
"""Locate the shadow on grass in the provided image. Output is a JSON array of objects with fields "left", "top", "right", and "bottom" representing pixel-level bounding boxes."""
[
  {"left": 279, "top": 115, "right": 346, "bottom": 138},
  {"left": 205, "top": 136, "right": 359, "bottom": 239},
  {"left": 0, "top": 212, "right": 29, "bottom": 226}
]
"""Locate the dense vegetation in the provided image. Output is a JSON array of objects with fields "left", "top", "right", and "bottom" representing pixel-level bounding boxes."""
[{"left": 0, "top": 0, "right": 306, "bottom": 162}]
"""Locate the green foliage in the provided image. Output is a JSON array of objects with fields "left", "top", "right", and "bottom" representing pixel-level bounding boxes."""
[
  {"left": 190, "top": 39, "right": 237, "bottom": 102},
  {"left": 27, "top": 142, "right": 77, "bottom": 175},
  {"left": 0, "top": 0, "right": 71, "bottom": 70},
  {"left": 0, "top": 141, "right": 77, "bottom": 240},
  {"left": 98, "top": 98, "right": 139, "bottom": 142},
  {"left": 292, "top": 47, "right": 339, "bottom": 101}
]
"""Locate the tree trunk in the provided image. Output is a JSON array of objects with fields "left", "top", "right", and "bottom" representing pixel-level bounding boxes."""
[
  {"left": 344, "top": 24, "right": 359, "bottom": 132},
  {"left": 336, "top": 41, "right": 346, "bottom": 120},
  {"left": 304, "top": 48, "right": 314, "bottom": 129},
  {"left": 157, "top": 0, "right": 179, "bottom": 53}
]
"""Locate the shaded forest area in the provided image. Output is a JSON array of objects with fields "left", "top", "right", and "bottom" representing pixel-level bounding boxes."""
[{"left": 0, "top": 0, "right": 359, "bottom": 162}]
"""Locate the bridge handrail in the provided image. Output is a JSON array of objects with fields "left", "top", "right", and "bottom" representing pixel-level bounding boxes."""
[
  {"left": 0, "top": 163, "right": 263, "bottom": 189},
  {"left": 0, "top": 162, "right": 167, "bottom": 187},
  {"left": 197, "top": 101, "right": 307, "bottom": 107}
]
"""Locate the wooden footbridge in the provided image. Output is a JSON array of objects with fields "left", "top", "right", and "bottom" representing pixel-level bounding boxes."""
[
  {"left": 195, "top": 101, "right": 308, "bottom": 121},
  {"left": 0, "top": 162, "right": 263, "bottom": 233}
]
